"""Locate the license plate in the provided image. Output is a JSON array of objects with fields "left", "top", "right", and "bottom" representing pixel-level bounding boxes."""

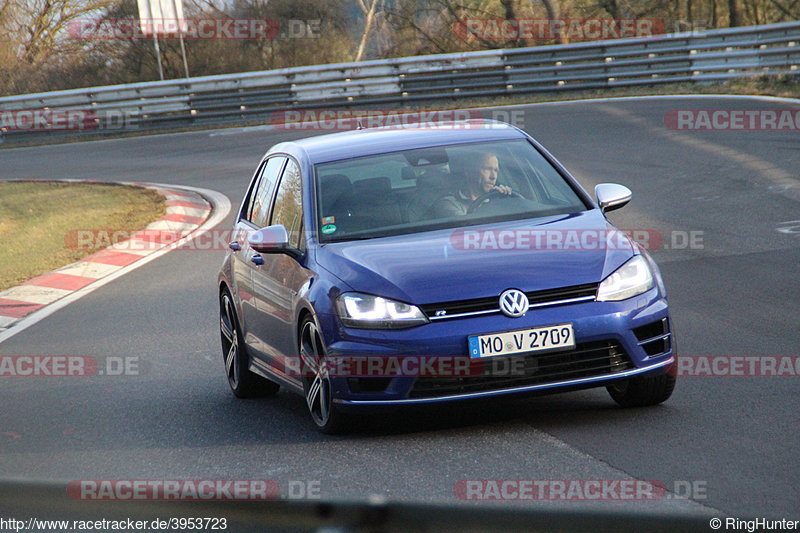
[{"left": 469, "top": 323, "right": 575, "bottom": 358}]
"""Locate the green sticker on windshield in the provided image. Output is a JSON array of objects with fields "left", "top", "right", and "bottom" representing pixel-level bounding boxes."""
[{"left": 321, "top": 224, "right": 337, "bottom": 234}]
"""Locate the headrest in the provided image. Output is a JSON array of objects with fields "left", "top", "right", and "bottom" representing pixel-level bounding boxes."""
[
  {"left": 319, "top": 174, "right": 352, "bottom": 210},
  {"left": 353, "top": 176, "right": 391, "bottom": 197}
]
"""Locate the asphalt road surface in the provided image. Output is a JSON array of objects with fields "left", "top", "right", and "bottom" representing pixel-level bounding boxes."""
[{"left": 1, "top": 96, "right": 798, "bottom": 519}]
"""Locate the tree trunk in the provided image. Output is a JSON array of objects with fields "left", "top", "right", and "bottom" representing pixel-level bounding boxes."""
[
  {"left": 538, "top": 0, "right": 565, "bottom": 44},
  {"left": 728, "top": 0, "right": 741, "bottom": 26},
  {"left": 500, "top": 0, "right": 522, "bottom": 47},
  {"left": 711, "top": 0, "right": 717, "bottom": 28},
  {"left": 355, "top": 0, "right": 378, "bottom": 62}
]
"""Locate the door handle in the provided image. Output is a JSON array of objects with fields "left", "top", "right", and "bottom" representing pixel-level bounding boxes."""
[
  {"left": 229, "top": 241, "right": 241, "bottom": 251},
  {"left": 250, "top": 254, "right": 264, "bottom": 266}
]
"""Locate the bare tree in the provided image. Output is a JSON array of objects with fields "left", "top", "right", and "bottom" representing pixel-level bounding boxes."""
[
  {"left": 355, "top": 0, "right": 379, "bottom": 61},
  {"left": 1, "top": 0, "right": 796, "bottom": 97},
  {"left": 4, "top": 0, "right": 117, "bottom": 64},
  {"left": 767, "top": 0, "right": 800, "bottom": 19}
]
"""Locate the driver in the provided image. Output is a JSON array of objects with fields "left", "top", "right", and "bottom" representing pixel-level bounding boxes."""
[{"left": 431, "top": 151, "right": 512, "bottom": 217}]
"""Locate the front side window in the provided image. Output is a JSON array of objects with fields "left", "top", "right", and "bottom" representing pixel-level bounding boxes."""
[
  {"left": 248, "top": 156, "right": 287, "bottom": 227},
  {"left": 270, "top": 158, "right": 304, "bottom": 249},
  {"left": 314, "top": 139, "right": 588, "bottom": 242}
]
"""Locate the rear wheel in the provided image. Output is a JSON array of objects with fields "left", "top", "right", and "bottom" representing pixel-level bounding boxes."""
[
  {"left": 299, "top": 317, "right": 352, "bottom": 434},
  {"left": 220, "top": 289, "right": 280, "bottom": 398},
  {"left": 607, "top": 372, "right": 676, "bottom": 407}
]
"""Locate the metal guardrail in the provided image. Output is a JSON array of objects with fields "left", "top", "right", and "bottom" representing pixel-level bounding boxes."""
[{"left": 1, "top": 21, "right": 798, "bottom": 142}]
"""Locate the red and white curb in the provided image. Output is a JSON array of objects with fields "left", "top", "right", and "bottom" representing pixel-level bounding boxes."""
[{"left": 0, "top": 180, "right": 231, "bottom": 341}]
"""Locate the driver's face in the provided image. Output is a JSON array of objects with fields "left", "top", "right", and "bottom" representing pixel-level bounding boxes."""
[{"left": 477, "top": 155, "right": 500, "bottom": 193}]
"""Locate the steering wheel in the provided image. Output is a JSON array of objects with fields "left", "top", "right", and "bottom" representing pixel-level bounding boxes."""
[{"left": 467, "top": 188, "right": 525, "bottom": 214}]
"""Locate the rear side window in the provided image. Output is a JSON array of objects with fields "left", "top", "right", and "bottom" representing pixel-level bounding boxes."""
[
  {"left": 248, "top": 156, "right": 287, "bottom": 227},
  {"left": 270, "top": 158, "right": 304, "bottom": 249}
]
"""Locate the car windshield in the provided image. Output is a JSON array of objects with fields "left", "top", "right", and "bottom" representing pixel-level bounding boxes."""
[{"left": 314, "top": 139, "right": 588, "bottom": 242}]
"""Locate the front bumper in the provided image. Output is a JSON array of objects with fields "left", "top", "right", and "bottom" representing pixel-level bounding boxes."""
[
  {"left": 317, "top": 286, "right": 674, "bottom": 406},
  {"left": 336, "top": 357, "right": 673, "bottom": 406}
]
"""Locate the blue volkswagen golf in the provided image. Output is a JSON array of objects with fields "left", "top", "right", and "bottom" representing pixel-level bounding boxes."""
[{"left": 217, "top": 121, "right": 676, "bottom": 433}]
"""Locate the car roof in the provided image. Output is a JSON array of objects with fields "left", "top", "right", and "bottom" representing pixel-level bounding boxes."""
[{"left": 269, "top": 120, "right": 528, "bottom": 164}]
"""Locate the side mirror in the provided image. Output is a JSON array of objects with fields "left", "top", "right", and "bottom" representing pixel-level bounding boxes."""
[
  {"left": 248, "top": 225, "right": 297, "bottom": 256},
  {"left": 595, "top": 183, "right": 632, "bottom": 213}
]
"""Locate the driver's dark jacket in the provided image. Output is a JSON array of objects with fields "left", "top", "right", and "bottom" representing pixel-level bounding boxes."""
[{"left": 431, "top": 190, "right": 472, "bottom": 217}]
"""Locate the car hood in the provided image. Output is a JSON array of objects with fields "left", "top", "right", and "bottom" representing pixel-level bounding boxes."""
[{"left": 314, "top": 210, "right": 635, "bottom": 305}]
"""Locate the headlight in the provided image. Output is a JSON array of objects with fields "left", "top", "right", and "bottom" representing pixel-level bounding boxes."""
[
  {"left": 596, "top": 255, "right": 654, "bottom": 301},
  {"left": 337, "top": 292, "right": 429, "bottom": 329}
]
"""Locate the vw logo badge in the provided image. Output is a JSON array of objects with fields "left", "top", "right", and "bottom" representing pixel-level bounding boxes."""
[{"left": 499, "top": 289, "right": 529, "bottom": 318}]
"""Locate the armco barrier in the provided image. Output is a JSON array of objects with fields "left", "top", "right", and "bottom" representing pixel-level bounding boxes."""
[{"left": 0, "top": 21, "right": 798, "bottom": 142}]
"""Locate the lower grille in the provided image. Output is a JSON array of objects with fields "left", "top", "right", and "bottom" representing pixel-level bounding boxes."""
[{"left": 408, "top": 340, "right": 632, "bottom": 399}]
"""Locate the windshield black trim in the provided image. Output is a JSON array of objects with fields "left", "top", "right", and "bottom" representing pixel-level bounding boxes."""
[{"left": 321, "top": 206, "right": 587, "bottom": 243}]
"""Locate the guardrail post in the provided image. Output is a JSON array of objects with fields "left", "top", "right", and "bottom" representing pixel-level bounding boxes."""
[{"left": 0, "top": 21, "right": 798, "bottom": 143}]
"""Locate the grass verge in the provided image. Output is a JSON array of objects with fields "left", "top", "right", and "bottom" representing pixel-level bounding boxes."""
[{"left": 0, "top": 181, "right": 165, "bottom": 291}]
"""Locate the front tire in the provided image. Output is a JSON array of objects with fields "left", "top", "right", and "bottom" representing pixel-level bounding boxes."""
[
  {"left": 220, "top": 289, "right": 280, "bottom": 398},
  {"left": 607, "top": 371, "right": 676, "bottom": 407},
  {"left": 299, "top": 317, "right": 352, "bottom": 434}
]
